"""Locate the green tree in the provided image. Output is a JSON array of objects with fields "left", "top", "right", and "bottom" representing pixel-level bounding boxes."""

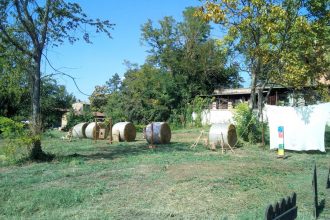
[
  {"left": 106, "top": 73, "right": 122, "bottom": 93},
  {"left": 89, "top": 85, "right": 110, "bottom": 112},
  {"left": 120, "top": 64, "right": 176, "bottom": 124},
  {"left": 197, "top": 0, "right": 329, "bottom": 110},
  {"left": 141, "top": 7, "right": 241, "bottom": 109},
  {"left": 0, "top": 0, "right": 113, "bottom": 159},
  {"left": 40, "top": 78, "right": 75, "bottom": 129},
  {"left": 0, "top": 46, "right": 30, "bottom": 118}
]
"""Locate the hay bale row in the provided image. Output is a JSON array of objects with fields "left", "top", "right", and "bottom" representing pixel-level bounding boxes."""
[{"left": 70, "top": 121, "right": 172, "bottom": 145}]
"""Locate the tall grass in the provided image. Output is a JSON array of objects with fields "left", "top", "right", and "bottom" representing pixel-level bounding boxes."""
[{"left": 0, "top": 128, "right": 329, "bottom": 219}]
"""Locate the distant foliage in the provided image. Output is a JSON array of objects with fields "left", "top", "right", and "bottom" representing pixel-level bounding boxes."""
[
  {"left": 64, "top": 110, "right": 94, "bottom": 131},
  {"left": 233, "top": 103, "right": 261, "bottom": 143},
  {"left": 105, "top": 64, "right": 177, "bottom": 124},
  {"left": 186, "top": 96, "right": 213, "bottom": 127},
  {"left": 0, "top": 117, "right": 39, "bottom": 163},
  {"left": 0, "top": 117, "right": 25, "bottom": 139}
]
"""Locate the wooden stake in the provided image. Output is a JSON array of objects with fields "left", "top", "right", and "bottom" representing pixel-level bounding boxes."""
[
  {"left": 149, "top": 123, "right": 155, "bottom": 149},
  {"left": 94, "top": 118, "right": 97, "bottom": 144},
  {"left": 190, "top": 130, "right": 205, "bottom": 149},
  {"left": 109, "top": 118, "right": 113, "bottom": 144}
]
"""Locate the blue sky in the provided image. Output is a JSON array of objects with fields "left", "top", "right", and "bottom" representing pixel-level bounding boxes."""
[{"left": 44, "top": 0, "right": 248, "bottom": 101}]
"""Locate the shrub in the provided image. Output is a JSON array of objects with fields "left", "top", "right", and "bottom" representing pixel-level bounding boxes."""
[
  {"left": 64, "top": 110, "right": 94, "bottom": 131},
  {"left": 186, "top": 96, "right": 214, "bottom": 128},
  {"left": 0, "top": 116, "right": 25, "bottom": 139},
  {"left": 233, "top": 103, "right": 262, "bottom": 143},
  {"left": 0, "top": 117, "right": 38, "bottom": 164}
]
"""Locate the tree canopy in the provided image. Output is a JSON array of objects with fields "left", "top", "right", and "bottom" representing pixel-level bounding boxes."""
[
  {"left": 0, "top": 0, "right": 113, "bottom": 159},
  {"left": 90, "top": 7, "right": 241, "bottom": 124},
  {"left": 197, "top": 0, "right": 329, "bottom": 108}
]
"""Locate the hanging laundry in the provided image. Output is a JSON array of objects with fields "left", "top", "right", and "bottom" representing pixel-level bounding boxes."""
[{"left": 264, "top": 103, "right": 330, "bottom": 152}]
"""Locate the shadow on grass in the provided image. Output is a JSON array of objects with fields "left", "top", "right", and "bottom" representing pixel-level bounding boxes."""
[
  {"left": 56, "top": 141, "right": 195, "bottom": 162},
  {"left": 317, "top": 199, "right": 326, "bottom": 218}
]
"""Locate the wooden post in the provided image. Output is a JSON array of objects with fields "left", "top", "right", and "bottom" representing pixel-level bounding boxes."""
[
  {"left": 149, "top": 122, "right": 155, "bottom": 149},
  {"left": 275, "top": 90, "right": 278, "bottom": 105},
  {"left": 94, "top": 118, "right": 97, "bottom": 144},
  {"left": 151, "top": 123, "right": 154, "bottom": 147},
  {"left": 261, "top": 108, "right": 265, "bottom": 147},
  {"left": 327, "top": 167, "right": 330, "bottom": 189},
  {"left": 109, "top": 118, "right": 113, "bottom": 144},
  {"left": 313, "top": 164, "right": 318, "bottom": 219},
  {"left": 277, "top": 126, "right": 285, "bottom": 158}
]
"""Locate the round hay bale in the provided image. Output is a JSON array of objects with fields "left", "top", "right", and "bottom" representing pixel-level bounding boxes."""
[
  {"left": 145, "top": 122, "right": 171, "bottom": 144},
  {"left": 112, "top": 122, "right": 136, "bottom": 142},
  {"left": 72, "top": 122, "right": 88, "bottom": 138},
  {"left": 209, "top": 123, "right": 237, "bottom": 147},
  {"left": 85, "top": 122, "right": 109, "bottom": 139}
]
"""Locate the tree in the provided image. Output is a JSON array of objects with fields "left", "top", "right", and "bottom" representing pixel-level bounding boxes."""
[
  {"left": 106, "top": 73, "right": 122, "bottom": 93},
  {"left": 0, "top": 56, "right": 30, "bottom": 118},
  {"left": 40, "top": 78, "right": 75, "bottom": 128},
  {"left": 120, "top": 64, "right": 176, "bottom": 124},
  {"left": 141, "top": 7, "right": 241, "bottom": 110},
  {"left": 89, "top": 85, "right": 110, "bottom": 112},
  {"left": 0, "top": 0, "right": 113, "bottom": 159},
  {"left": 197, "top": 0, "right": 329, "bottom": 110}
]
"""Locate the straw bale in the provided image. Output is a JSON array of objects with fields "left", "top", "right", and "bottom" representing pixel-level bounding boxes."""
[
  {"left": 145, "top": 122, "right": 171, "bottom": 144},
  {"left": 72, "top": 122, "right": 88, "bottom": 138},
  {"left": 112, "top": 122, "right": 136, "bottom": 142},
  {"left": 85, "top": 122, "right": 109, "bottom": 139},
  {"left": 209, "top": 123, "right": 237, "bottom": 148}
]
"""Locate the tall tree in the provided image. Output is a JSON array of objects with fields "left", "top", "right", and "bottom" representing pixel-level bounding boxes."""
[
  {"left": 141, "top": 7, "right": 241, "bottom": 108},
  {"left": 40, "top": 78, "right": 75, "bottom": 128},
  {"left": 197, "top": 0, "right": 329, "bottom": 109},
  {"left": 106, "top": 73, "right": 122, "bottom": 93},
  {"left": 0, "top": 0, "right": 113, "bottom": 159}
]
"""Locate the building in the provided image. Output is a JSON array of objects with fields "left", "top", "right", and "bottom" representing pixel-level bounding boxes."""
[
  {"left": 201, "top": 86, "right": 311, "bottom": 125},
  {"left": 60, "top": 101, "right": 105, "bottom": 130}
]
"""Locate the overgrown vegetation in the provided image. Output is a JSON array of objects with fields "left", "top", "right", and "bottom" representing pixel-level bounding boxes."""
[
  {"left": 0, "top": 129, "right": 329, "bottom": 219},
  {"left": 0, "top": 117, "right": 37, "bottom": 163},
  {"left": 64, "top": 110, "right": 94, "bottom": 132},
  {"left": 90, "top": 7, "right": 241, "bottom": 125},
  {"left": 233, "top": 103, "right": 262, "bottom": 144}
]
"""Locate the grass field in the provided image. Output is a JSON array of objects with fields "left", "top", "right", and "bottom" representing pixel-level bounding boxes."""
[{"left": 0, "top": 128, "right": 330, "bottom": 219}]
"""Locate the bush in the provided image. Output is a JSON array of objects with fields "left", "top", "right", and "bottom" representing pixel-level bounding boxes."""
[
  {"left": 233, "top": 103, "right": 262, "bottom": 144},
  {"left": 0, "top": 117, "right": 38, "bottom": 164},
  {"left": 0, "top": 116, "right": 25, "bottom": 139},
  {"left": 186, "top": 96, "right": 214, "bottom": 128},
  {"left": 64, "top": 110, "right": 94, "bottom": 131}
]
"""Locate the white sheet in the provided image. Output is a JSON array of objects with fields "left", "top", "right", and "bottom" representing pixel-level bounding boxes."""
[{"left": 265, "top": 103, "right": 330, "bottom": 152}]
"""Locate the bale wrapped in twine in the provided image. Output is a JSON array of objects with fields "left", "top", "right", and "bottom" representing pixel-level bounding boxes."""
[
  {"left": 145, "top": 122, "right": 171, "bottom": 144},
  {"left": 85, "top": 122, "right": 109, "bottom": 139},
  {"left": 72, "top": 122, "right": 88, "bottom": 138},
  {"left": 112, "top": 122, "right": 136, "bottom": 142},
  {"left": 208, "top": 123, "right": 237, "bottom": 148}
]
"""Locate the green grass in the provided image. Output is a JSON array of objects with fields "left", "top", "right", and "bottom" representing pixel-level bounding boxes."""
[{"left": 0, "top": 128, "right": 329, "bottom": 219}]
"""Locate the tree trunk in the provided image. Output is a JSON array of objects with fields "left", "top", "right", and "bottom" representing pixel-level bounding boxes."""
[
  {"left": 249, "top": 69, "right": 257, "bottom": 110},
  {"left": 29, "top": 57, "right": 44, "bottom": 160},
  {"left": 249, "top": 56, "right": 262, "bottom": 110},
  {"left": 257, "top": 87, "right": 263, "bottom": 117}
]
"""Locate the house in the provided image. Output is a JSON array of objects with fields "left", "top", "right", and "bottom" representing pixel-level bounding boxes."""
[
  {"left": 72, "top": 101, "right": 91, "bottom": 115},
  {"left": 60, "top": 101, "right": 105, "bottom": 129},
  {"left": 211, "top": 86, "right": 303, "bottom": 110},
  {"left": 201, "top": 86, "right": 312, "bottom": 125}
]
